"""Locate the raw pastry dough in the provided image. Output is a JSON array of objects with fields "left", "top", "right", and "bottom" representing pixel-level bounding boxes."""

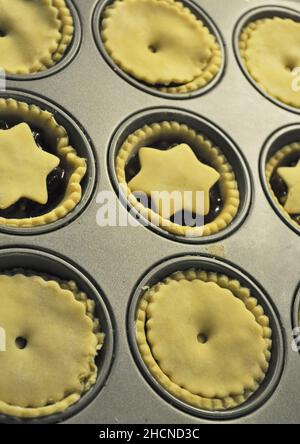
[
  {"left": 0, "top": 0, "right": 73, "bottom": 75},
  {"left": 0, "top": 274, "right": 104, "bottom": 418},
  {"left": 116, "top": 121, "right": 240, "bottom": 237},
  {"left": 0, "top": 98, "right": 87, "bottom": 228},
  {"left": 266, "top": 142, "right": 300, "bottom": 229},
  {"left": 277, "top": 160, "right": 300, "bottom": 214},
  {"left": 136, "top": 269, "right": 272, "bottom": 411},
  {"left": 158, "top": 40, "right": 222, "bottom": 94},
  {"left": 240, "top": 17, "right": 300, "bottom": 108},
  {"left": 0, "top": 123, "right": 59, "bottom": 209},
  {"left": 128, "top": 144, "right": 220, "bottom": 218},
  {"left": 101, "top": 0, "right": 221, "bottom": 92}
]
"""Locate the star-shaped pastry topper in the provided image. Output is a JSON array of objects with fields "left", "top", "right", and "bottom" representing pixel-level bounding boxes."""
[
  {"left": 128, "top": 143, "right": 220, "bottom": 219},
  {"left": 0, "top": 123, "right": 60, "bottom": 210},
  {"left": 277, "top": 160, "right": 300, "bottom": 214}
]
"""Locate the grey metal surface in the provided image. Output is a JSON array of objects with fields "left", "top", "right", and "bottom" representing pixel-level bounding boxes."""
[{"left": 2, "top": 0, "right": 300, "bottom": 424}]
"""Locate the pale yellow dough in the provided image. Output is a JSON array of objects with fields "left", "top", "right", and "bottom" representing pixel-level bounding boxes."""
[
  {"left": 158, "top": 39, "right": 222, "bottom": 94},
  {"left": 0, "top": 98, "right": 87, "bottom": 228},
  {"left": 0, "top": 274, "right": 104, "bottom": 418},
  {"left": 0, "top": 0, "right": 74, "bottom": 75},
  {"left": 136, "top": 270, "right": 272, "bottom": 411},
  {"left": 0, "top": 123, "right": 59, "bottom": 209},
  {"left": 116, "top": 122, "right": 240, "bottom": 237},
  {"left": 277, "top": 160, "right": 300, "bottom": 214},
  {"left": 128, "top": 144, "right": 220, "bottom": 219},
  {"left": 240, "top": 17, "right": 300, "bottom": 108},
  {"left": 101, "top": 0, "right": 221, "bottom": 89},
  {"left": 266, "top": 142, "right": 300, "bottom": 230}
]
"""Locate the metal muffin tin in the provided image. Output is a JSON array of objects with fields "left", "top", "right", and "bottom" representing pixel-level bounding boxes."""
[
  {"left": 0, "top": 90, "right": 97, "bottom": 236},
  {"left": 4, "top": 0, "right": 82, "bottom": 82},
  {"left": 128, "top": 255, "right": 284, "bottom": 421},
  {"left": 1, "top": 0, "right": 300, "bottom": 424},
  {"left": 0, "top": 248, "right": 115, "bottom": 424},
  {"left": 108, "top": 107, "right": 252, "bottom": 244},
  {"left": 260, "top": 123, "right": 300, "bottom": 236},
  {"left": 233, "top": 4, "right": 300, "bottom": 115},
  {"left": 93, "top": 0, "right": 226, "bottom": 99}
]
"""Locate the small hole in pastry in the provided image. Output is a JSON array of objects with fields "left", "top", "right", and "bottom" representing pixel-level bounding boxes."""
[
  {"left": 15, "top": 337, "right": 27, "bottom": 349},
  {"left": 286, "top": 63, "right": 296, "bottom": 72},
  {"left": 197, "top": 333, "right": 208, "bottom": 344},
  {"left": 148, "top": 44, "right": 159, "bottom": 54}
]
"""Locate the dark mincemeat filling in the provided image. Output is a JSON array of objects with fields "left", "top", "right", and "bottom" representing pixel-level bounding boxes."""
[
  {"left": 270, "top": 153, "right": 300, "bottom": 226},
  {"left": 125, "top": 140, "right": 223, "bottom": 227},
  {"left": 0, "top": 120, "right": 67, "bottom": 219}
]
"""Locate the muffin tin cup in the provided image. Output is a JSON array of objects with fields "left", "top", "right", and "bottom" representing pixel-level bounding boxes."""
[
  {"left": 233, "top": 5, "right": 300, "bottom": 115},
  {"left": 292, "top": 285, "right": 300, "bottom": 344},
  {"left": 260, "top": 123, "right": 300, "bottom": 236},
  {"left": 127, "top": 254, "right": 285, "bottom": 421},
  {"left": 92, "top": 0, "right": 226, "bottom": 100},
  {"left": 0, "top": 89, "right": 97, "bottom": 236},
  {"left": 4, "top": 0, "right": 82, "bottom": 82},
  {"left": 0, "top": 247, "right": 115, "bottom": 424},
  {"left": 108, "top": 107, "right": 252, "bottom": 244}
]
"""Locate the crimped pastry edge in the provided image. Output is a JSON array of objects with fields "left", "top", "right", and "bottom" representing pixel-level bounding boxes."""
[
  {"left": 50, "top": 0, "right": 74, "bottom": 67},
  {"left": 136, "top": 269, "right": 272, "bottom": 411},
  {"left": 0, "top": 271, "right": 105, "bottom": 418},
  {"left": 265, "top": 142, "right": 300, "bottom": 230},
  {"left": 239, "top": 17, "right": 300, "bottom": 109},
  {"left": 3, "top": 0, "right": 74, "bottom": 75},
  {"left": 101, "top": 0, "right": 222, "bottom": 92},
  {"left": 115, "top": 121, "right": 240, "bottom": 237},
  {"left": 0, "top": 98, "right": 87, "bottom": 228}
]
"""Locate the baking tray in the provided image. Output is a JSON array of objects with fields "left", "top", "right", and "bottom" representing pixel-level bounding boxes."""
[{"left": 1, "top": 0, "right": 300, "bottom": 424}]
